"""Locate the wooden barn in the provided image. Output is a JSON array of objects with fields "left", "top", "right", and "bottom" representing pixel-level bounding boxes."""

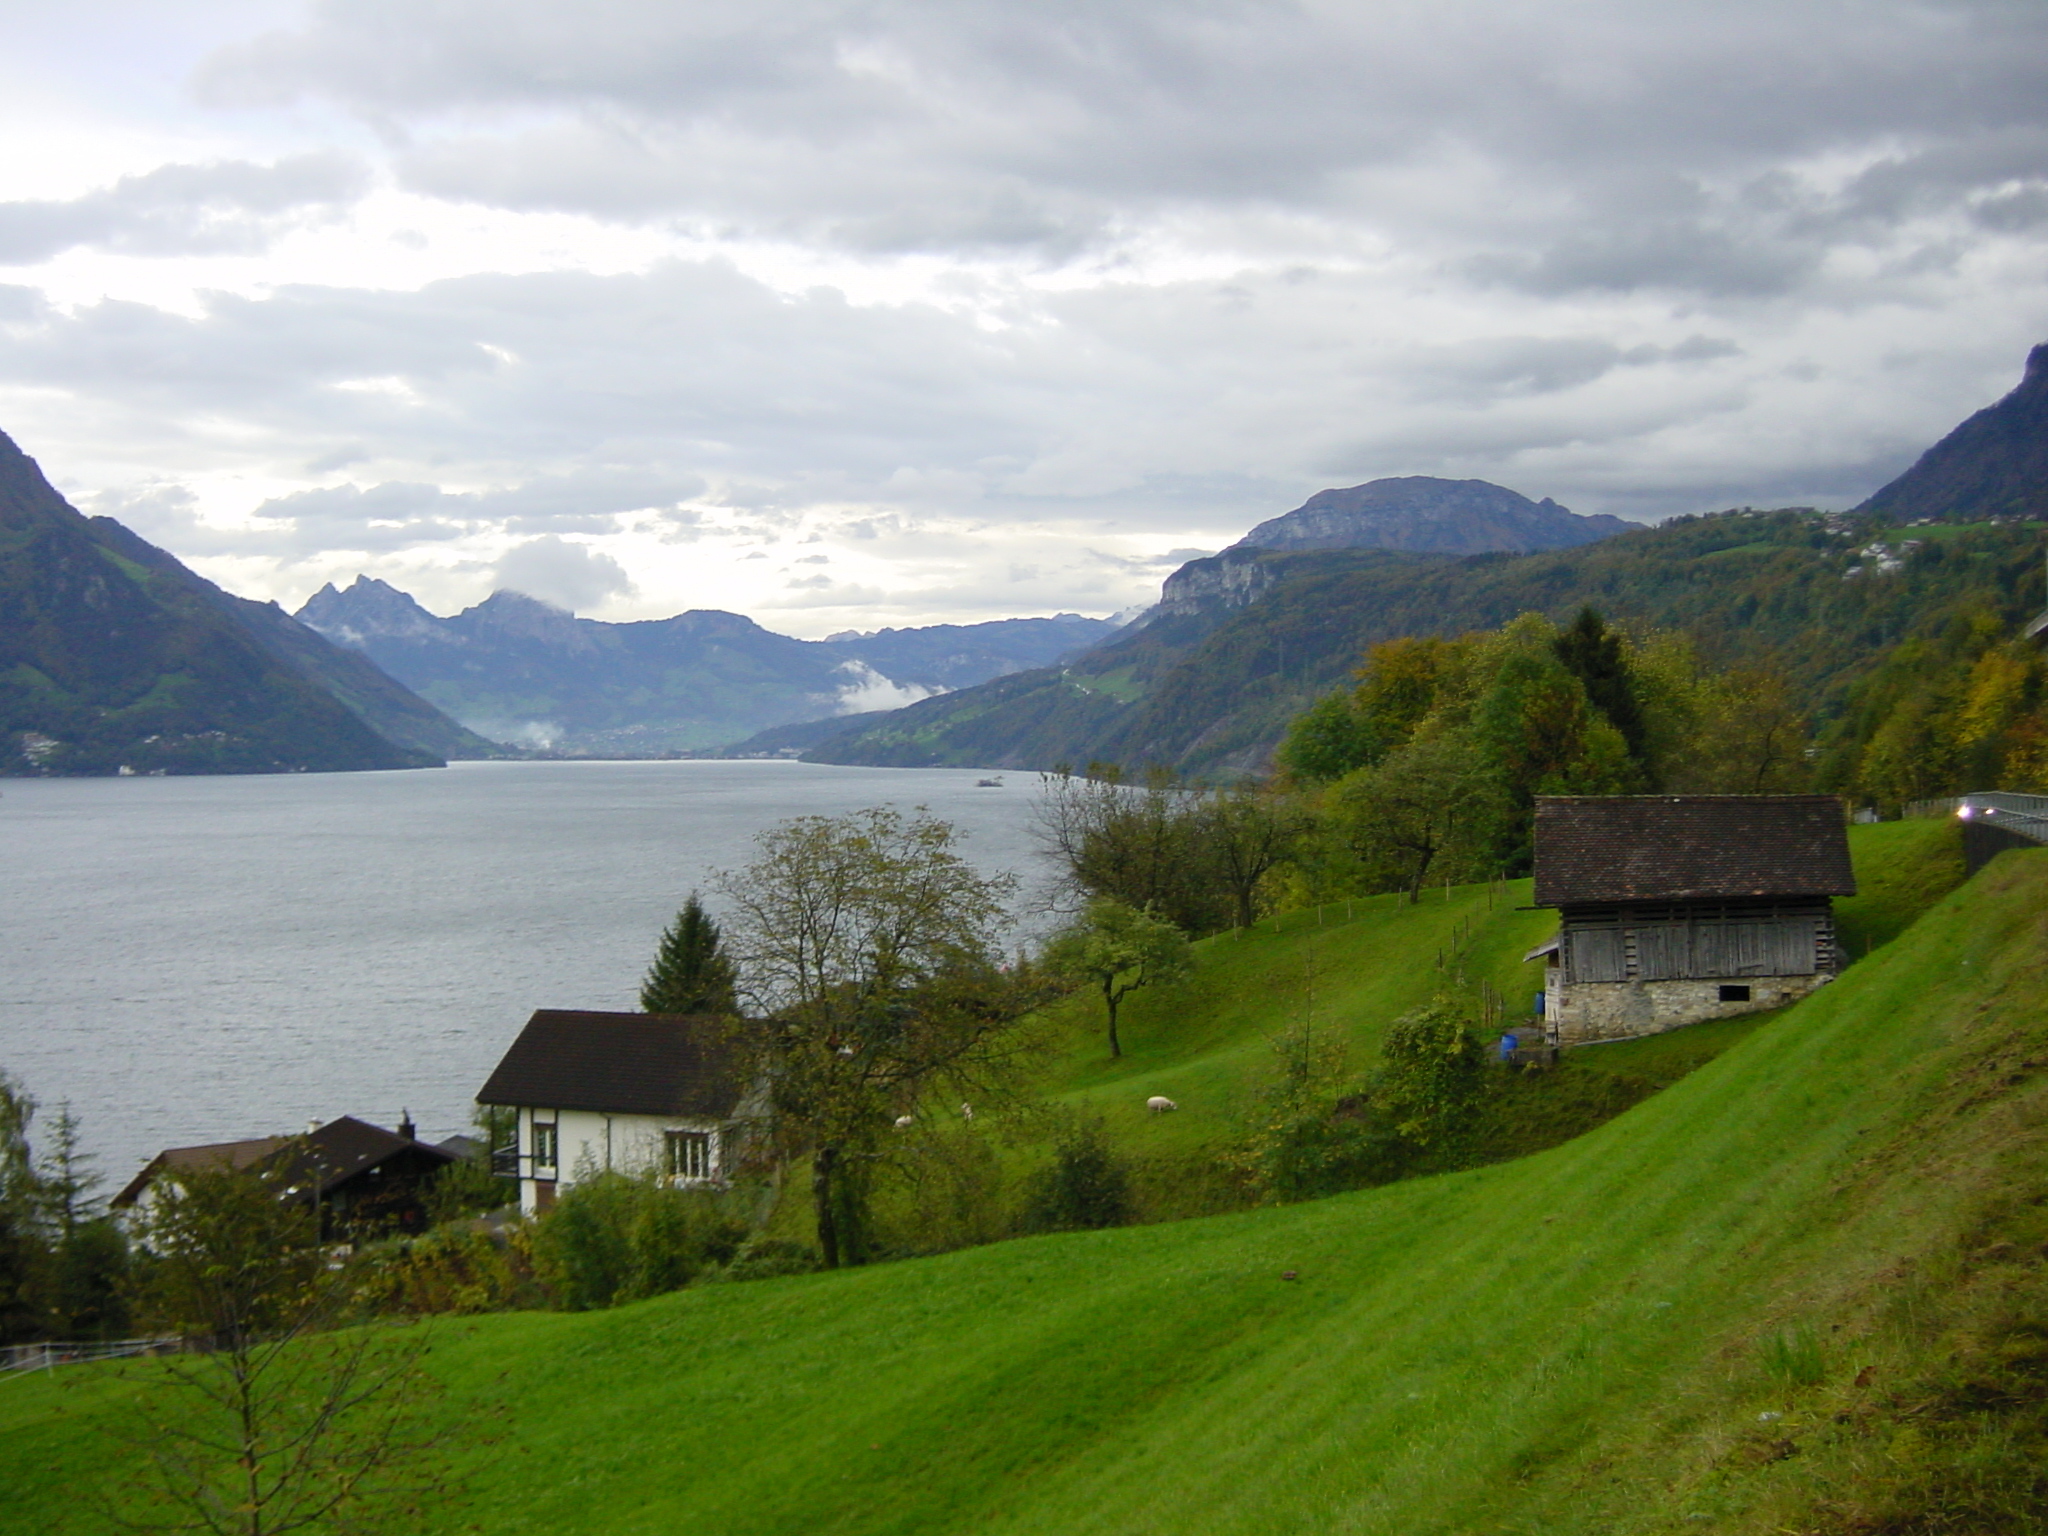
[{"left": 1529, "top": 795, "right": 1856, "bottom": 1047}]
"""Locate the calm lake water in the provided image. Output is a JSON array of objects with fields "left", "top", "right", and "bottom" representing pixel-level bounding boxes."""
[{"left": 0, "top": 760, "right": 1048, "bottom": 1188}]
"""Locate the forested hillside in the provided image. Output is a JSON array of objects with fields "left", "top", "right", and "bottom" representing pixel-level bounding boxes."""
[
  {"left": 807, "top": 344, "right": 2048, "bottom": 781},
  {"left": 809, "top": 511, "right": 2048, "bottom": 781}
]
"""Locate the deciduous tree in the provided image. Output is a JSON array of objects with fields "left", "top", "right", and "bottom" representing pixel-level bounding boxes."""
[
  {"left": 1043, "top": 897, "right": 1192, "bottom": 1058},
  {"left": 716, "top": 807, "right": 1038, "bottom": 1268}
]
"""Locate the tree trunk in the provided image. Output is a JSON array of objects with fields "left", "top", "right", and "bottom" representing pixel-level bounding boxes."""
[
  {"left": 1104, "top": 984, "right": 1122, "bottom": 1058},
  {"left": 812, "top": 1144, "right": 841, "bottom": 1269}
]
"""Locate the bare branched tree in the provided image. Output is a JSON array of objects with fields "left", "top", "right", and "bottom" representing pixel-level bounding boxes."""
[{"left": 103, "top": 1156, "right": 462, "bottom": 1536}]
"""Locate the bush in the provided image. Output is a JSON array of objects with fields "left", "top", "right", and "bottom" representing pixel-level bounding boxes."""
[
  {"left": 716, "top": 1238, "right": 824, "bottom": 1282},
  {"left": 356, "top": 1226, "right": 522, "bottom": 1317},
  {"left": 1261, "top": 1107, "right": 1413, "bottom": 1203},
  {"left": 1376, "top": 995, "right": 1487, "bottom": 1149},
  {"left": 1022, "top": 1122, "right": 1133, "bottom": 1233},
  {"left": 527, "top": 1174, "right": 748, "bottom": 1310}
]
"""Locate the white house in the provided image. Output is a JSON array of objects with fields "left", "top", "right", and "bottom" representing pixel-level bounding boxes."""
[{"left": 476, "top": 1010, "right": 758, "bottom": 1217}]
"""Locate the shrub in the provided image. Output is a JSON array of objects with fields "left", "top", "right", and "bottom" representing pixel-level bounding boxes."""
[
  {"left": 1377, "top": 995, "right": 1488, "bottom": 1149},
  {"left": 356, "top": 1226, "right": 522, "bottom": 1316},
  {"left": 527, "top": 1173, "right": 748, "bottom": 1310},
  {"left": 717, "top": 1238, "right": 823, "bottom": 1282},
  {"left": 1022, "top": 1122, "right": 1133, "bottom": 1233}
]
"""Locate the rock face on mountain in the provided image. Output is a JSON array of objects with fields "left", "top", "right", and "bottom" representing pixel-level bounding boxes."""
[
  {"left": 1858, "top": 342, "right": 2048, "bottom": 523},
  {"left": 0, "top": 431, "right": 475, "bottom": 776},
  {"left": 297, "top": 577, "right": 1118, "bottom": 753},
  {"left": 1230, "top": 476, "right": 1635, "bottom": 555}
]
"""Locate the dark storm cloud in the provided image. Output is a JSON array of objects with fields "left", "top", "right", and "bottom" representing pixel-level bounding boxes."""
[
  {"left": 0, "top": 155, "right": 368, "bottom": 264},
  {"left": 187, "top": 1, "right": 2048, "bottom": 288}
]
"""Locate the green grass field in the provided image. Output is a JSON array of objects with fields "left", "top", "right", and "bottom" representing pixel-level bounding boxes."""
[{"left": 7, "top": 821, "right": 2039, "bottom": 1535}]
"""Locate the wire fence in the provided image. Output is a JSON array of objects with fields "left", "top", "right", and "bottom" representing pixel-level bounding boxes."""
[{"left": 1, "top": 1336, "right": 183, "bottom": 1375}]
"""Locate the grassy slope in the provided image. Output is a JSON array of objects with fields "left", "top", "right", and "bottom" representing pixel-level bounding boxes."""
[
  {"left": 1015, "top": 818, "right": 1964, "bottom": 1197},
  {"left": 9, "top": 822, "right": 2032, "bottom": 1535}
]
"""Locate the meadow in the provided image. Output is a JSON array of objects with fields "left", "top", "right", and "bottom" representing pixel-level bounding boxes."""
[{"left": 4, "top": 821, "right": 2040, "bottom": 1533}]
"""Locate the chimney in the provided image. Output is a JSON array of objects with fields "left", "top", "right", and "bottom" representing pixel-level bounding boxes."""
[{"left": 398, "top": 1108, "right": 417, "bottom": 1142}]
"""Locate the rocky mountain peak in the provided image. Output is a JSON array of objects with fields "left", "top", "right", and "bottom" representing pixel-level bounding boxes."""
[
  {"left": 1858, "top": 339, "right": 2048, "bottom": 524},
  {"left": 459, "top": 589, "right": 596, "bottom": 651},
  {"left": 298, "top": 575, "right": 446, "bottom": 644},
  {"left": 1229, "top": 475, "right": 1635, "bottom": 556}
]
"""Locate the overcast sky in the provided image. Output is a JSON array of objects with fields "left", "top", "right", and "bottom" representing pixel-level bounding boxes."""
[{"left": 3, "top": 0, "right": 2045, "bottom": 633}]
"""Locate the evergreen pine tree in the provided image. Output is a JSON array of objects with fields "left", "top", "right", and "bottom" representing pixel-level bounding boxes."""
[
  {"left": 1553, "top": 606, "right": 1649, "bottom": 765},
  {"left": 640, "top": 895, "right": 738, "bottom": 1015}
]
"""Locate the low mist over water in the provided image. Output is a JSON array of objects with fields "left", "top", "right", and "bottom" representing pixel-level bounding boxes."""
[{"left": 0, "top": 761, "right": 1047, "bottom": 1185}]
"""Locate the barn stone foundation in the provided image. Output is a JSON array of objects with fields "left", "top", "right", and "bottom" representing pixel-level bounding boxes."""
[{"left": 1551, "top": 972, "right": 1833, "bottom": 1047}]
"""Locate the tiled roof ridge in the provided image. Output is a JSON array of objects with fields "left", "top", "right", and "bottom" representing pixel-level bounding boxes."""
[{"left": 1533, "top": 794, "right": 1856, "bottom": 907}]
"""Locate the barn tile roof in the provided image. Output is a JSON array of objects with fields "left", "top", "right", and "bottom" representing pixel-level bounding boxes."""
[
  {"left": 475, "top": 1011, "right": 743, "bottom": 1119},
  {"left": 1533, "top": 795, "right": 1856, "bottom": 906}
]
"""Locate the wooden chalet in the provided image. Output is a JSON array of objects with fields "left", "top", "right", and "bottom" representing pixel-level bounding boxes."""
[
  {"left": 475, "top": 1011, "right": 757, "bottom": 1217},
  {"left": 114, "top": 1115, "right": 459, "bottom": 1240},
  {"left": 1530, "top": 795, "right": 1856, "bottom": 1046}
]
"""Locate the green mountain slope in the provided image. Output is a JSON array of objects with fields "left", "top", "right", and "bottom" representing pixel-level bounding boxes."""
[
  {"left": 810, "top": 512, "right": 2048, "bottom": 776},
  {"left": 82, "top": 519, "right": 501, "bottom": 763},
  {"left": 12, "top": 830, "right": 2040, "bottom": 1536},
  {"left": 808, "top": 344, "right": 2048, "bottom": 777},
  {"left": 0, "top": 430, "right": 448, "bottom": 776}
]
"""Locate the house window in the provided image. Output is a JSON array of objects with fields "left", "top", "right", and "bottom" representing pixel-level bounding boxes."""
[
  {"left": 532, "top": 1120, "right": 557, "bottom": 1169},
  {"left": 1718, "top": 984, "right": 1752, "bottom": 1003},
  {"left": 666, "top": 1131, "right": 713, "bottom": 1183}
]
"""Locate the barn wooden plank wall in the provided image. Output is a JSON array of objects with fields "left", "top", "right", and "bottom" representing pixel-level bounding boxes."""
[{"left": 1561, "top": 899, "right": 1832, "bottom": 984}]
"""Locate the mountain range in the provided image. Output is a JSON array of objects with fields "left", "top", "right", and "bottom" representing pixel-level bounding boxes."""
[
  {"left": 295, "top": 579, "right": 1120, "bottom": 753},
  {"left": 9, "top": 341, "right": 2043, "bottom": 778},
  {"left": 788, "top": 345, "right": 2048, "bottom": 776}
]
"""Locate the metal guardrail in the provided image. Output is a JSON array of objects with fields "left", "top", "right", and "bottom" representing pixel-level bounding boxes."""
[
  {"left": 2, "top": 1336, "right": 183, "bottom": 1375},
  {"left": 1903, "top": 793, "right": 2048, "bottom": 844}
]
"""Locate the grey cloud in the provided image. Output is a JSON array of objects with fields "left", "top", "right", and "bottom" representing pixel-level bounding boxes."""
[
  {"left": 0, "top": 260, "right": 1042, "bottom": 486},
  {"left": 494, "top": 535, "right": 635, "bottom": 612},
  {"left": 0, "top": 155, "right": 369, "bottom": 264},
  {"left": 188, "top": 0, "right": 2048, "bottom": 284},
  {"left": 238, "top": 470, "right": 706, "bottom": 551},
  {"left": 1975, "top": 185, "right": 2048, "bottom": 231},
  {"left": 1402, "top": 334, "right": 1742, "bottom": 403},
  {"left": 1469, "top": 222, "right": 1819, "bottom": 300}
]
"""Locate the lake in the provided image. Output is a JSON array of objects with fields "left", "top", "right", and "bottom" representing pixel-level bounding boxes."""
[{"left": 0, "top": 760, "right": 1049, "bottom": 1188}]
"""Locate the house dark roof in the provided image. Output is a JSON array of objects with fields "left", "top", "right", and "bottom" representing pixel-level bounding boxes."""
[
  {"left": 281, "top": 1116, "right": 457, "bottom": 1197},
  {"left": 112, "top": 1117, "right": 455, "bottom": 1208},
  {"left": 475, "top": 1011, "right": 743, "bottom": 1119},
  {"left": 1534, "top": 795, "right": 1856, "bottom": 906}
]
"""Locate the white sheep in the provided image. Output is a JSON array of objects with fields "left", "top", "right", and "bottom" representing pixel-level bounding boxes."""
[
  {"left": 959, "top": 1102, "right": 975, "bottom": 1122},
  {"left": 893, "top": 1114, "right": 915, "bottom": 1129},
  {"left": 1147, "top": 1096, "right": 1178, "bottom": 1114}
]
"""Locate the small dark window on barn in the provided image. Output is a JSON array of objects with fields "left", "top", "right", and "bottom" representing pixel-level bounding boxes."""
[
  {"left": 1718, "top": 984, "right": 1751, "bottom": 1003},
  {"left": 532, "top": 1120, "right": 557, "bottom": 1168}
]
